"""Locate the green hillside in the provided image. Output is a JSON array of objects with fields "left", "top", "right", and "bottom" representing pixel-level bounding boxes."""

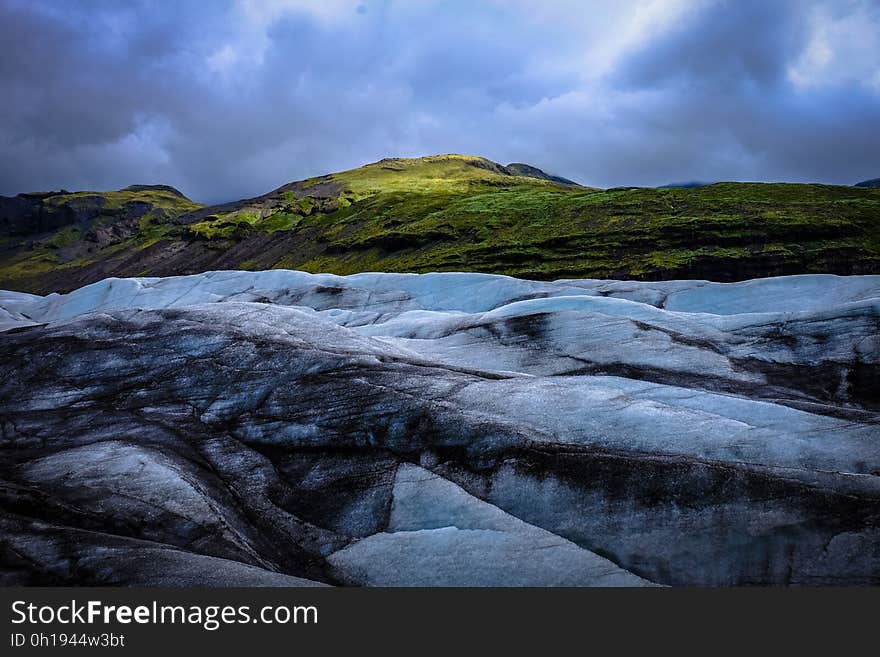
[{"left": 1, "top": 155, "right": 878, "bottom": 293}]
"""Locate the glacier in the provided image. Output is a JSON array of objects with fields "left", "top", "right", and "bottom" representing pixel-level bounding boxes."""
[{"left": 0, "top": 270, "right": 878, "bottom": 585}]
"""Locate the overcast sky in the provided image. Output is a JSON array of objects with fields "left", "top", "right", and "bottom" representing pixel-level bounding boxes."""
[{"left": 1, "top": 0, "right": 878, "bottom": 203}]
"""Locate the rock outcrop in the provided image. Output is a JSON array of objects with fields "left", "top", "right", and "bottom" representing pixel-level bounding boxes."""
[{"left": 1, "top": 271, "right": 878, "bottom": 585}]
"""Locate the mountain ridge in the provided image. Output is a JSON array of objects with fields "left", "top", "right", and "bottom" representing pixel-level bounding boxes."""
[{"left": 1, "top": 154, "right": 879, "bottom": 293}]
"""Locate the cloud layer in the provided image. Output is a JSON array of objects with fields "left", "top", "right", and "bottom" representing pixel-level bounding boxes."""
[{"left": 1, "top": 0, "right": 878, "bottom": 203}]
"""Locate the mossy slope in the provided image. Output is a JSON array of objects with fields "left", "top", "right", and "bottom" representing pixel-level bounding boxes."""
[
  {"left": 2, "top": 155, "right": 878, "bottom": 293},
  {"left": 0, "top": 185, "right": 201, "bottom": 289}
]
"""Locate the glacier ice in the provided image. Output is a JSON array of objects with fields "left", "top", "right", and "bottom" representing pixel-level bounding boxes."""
[{"left": 0, "top": 270, "right": 878, "bottom": 586}]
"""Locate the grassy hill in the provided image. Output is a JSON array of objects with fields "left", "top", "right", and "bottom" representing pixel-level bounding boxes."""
[
  {"left": 0, "top": 185, "right": 200, "bottom": 292},
  {"left": 1, "top": 154, "right": 879, "bottom": 293}
]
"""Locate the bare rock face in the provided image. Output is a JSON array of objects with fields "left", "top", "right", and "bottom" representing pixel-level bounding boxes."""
[{"left": 0, "top": 271, "right": 878, "bottom": 586}]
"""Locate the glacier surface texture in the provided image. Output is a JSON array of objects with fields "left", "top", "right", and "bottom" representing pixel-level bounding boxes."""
[{"left": 1, "top": 271, "right": 878, "bottom": 585}]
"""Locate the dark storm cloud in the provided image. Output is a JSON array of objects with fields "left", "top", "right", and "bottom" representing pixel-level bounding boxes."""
[
  {"left": 0, "top": 0, "right": 878, "bottom": 203},
  {"left": 619, "top": 0, "right": 804, "bottom": 90},
  {"left": 607, "top": 0, "right": 880, "bottom": 185}
]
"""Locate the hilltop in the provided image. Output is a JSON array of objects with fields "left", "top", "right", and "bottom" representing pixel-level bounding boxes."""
[
  {"left": 0, "top": 185, "right": 200, "bottom": 291},
  {"left": 1, "top": 154, "right": 879, "bottom": 293}
]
